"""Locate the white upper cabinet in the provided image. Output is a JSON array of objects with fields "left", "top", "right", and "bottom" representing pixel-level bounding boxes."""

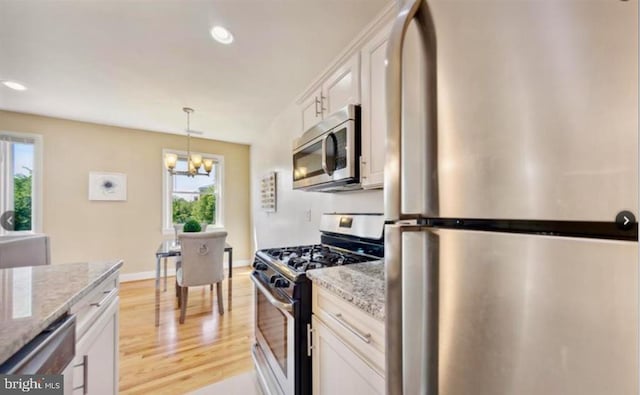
[
  {"left": 301, "top": 87, "right": 324, "bottom": 133},
  {"left": 360, "top": 22, "right": 392, "bottom": 189},
  {"left": 295, "top": 4, "right": 395, "bottom": 189},
  {"left": 299, "top": 53, "right": 361, "bottom": 134},
  {"left": 321, "top": 53, "right": 361, "bottom": 115}
]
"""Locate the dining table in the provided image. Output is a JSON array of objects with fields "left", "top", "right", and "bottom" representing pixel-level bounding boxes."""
[{"left": 154, "top": 239, "right": 233, "bottom": 326}]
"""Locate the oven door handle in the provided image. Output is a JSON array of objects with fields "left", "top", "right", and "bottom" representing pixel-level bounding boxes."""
[{"left": 251, "top": 273, "right": 294, "bottom": 313}]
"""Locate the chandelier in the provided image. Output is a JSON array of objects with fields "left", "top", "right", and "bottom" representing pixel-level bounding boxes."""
[{"left": 164, "top": 107, "right": 213, "bottom": 177}]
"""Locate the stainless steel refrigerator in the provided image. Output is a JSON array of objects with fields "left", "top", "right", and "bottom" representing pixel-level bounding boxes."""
[{"left": 383, "top": 1, "right": 638, "bottom": 394}]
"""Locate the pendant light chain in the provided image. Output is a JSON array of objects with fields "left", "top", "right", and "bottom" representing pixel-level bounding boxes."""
[
  {"left": 186, "top": 109, "right": 192, "bottom": 175},
  {"left": 163, "top": 107, "right": 211, "bottom": 177}
]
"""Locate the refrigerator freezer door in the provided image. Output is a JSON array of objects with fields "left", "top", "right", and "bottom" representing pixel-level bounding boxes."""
[
  {"left": 400, "top": 0, "right": 638, "bottom": 221},
  {"left": 401, "top": 228, "right": 638, "bottom": 395}
]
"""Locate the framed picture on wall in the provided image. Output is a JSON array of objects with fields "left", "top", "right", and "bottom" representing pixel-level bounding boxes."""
[
  {"left": 260, "top": 172, "right": 277, "bottom": 212},
  {"left": 89, "top": 172, "right": 127, "bottom": 201}
]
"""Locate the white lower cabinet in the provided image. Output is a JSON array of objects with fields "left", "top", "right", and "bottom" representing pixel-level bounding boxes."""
[
  {"left": 311, "top": 287, "right": 385, "bottom": 394},
  {"left": 71, "top": 273, "right": 120, "bottom": 395},
  {"left": 312, "top": 316, "right": 385, "bottom": 395}
]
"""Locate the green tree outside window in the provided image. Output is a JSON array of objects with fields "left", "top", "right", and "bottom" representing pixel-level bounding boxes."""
[
  {"left": 14, "top": 172, "right": 32, "bottom": 231},
  {"left": 172, "top": 186, "right": 216, "bottom": 225}
]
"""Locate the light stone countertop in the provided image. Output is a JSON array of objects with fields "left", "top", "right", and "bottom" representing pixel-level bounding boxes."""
[
  {"left": 307, "top": 260, "right": 385, "bottom": 321},
  {"left": 0, "top": 260, "right": 123, "bottom": 366}
]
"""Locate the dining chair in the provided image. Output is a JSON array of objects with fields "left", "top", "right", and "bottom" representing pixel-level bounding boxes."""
[
  {"left": 176, "top": 230, "right": 227, "bottom": 324},
  {"left": 0, "top": 234, "right": 50, "bottom": 269}
]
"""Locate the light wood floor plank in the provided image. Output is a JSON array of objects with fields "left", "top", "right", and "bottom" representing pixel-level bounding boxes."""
[{"left": 119, "top": 266, "right": 254, "bottom": 395}]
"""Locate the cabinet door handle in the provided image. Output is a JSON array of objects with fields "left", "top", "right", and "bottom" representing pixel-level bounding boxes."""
[
  {"left": 73, "top": 355, "right": 88, "bottom": 394},
  {"left": 314, "top": 96, "right": 322, "bottom": 117},
  {"left": 91, "top": 288, "right": 117, "bottom": 308},
  {"left": 307, "top": 323, "right": 313, "bottom": 357},
  {"left": 360, "top": 156, "right": 367, "bottom": 180},
  {"left": 83, "top": 355, "right": 88, "bottom": 395},
  {"left": 329, "top": 313, "right": 371, "bottom": 344}
]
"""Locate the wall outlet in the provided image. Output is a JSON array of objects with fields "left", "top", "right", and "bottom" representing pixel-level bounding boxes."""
[{"left": 305, "top": 209, "right": 312, "bottom": 222}]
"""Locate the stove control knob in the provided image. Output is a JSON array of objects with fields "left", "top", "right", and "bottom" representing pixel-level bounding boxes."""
[
  {"left": 270, "top": 275, "right": 279, "bottom": 284},
  {"left": 254, "top": 262, "right": 268, "bottom": 271},
  {"left": 273, "top": 278, "right": 290, "bottom": 288}
]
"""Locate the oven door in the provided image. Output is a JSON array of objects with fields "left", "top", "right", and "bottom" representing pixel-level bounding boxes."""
[
  {"left": 252, "top": 273, "right": 296, "bottom": 395},
  {"left": 292, "top": 118, "right": 356, "bottom": 190}
]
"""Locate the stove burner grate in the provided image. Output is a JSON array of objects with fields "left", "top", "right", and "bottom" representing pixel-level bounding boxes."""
[{"left": 262, "top": 244, "right": 373, "bottom": 272}]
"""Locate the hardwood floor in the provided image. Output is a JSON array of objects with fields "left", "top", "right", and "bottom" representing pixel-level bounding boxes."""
[{"left": 119, "top": 266, "right": 255, "bottom": 395}]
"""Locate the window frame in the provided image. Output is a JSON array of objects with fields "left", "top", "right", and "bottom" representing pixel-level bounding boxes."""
[
  {"left": 162, "top": 148, "right": 224, "bottom": 235},
  {"left": 0, "top": 131, "right": 43, "bottom": 236}
]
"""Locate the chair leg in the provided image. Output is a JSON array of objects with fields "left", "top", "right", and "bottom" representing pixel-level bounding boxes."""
[
  {"left": 179, "top": 287, "right": 188, "bottom": 324},
  {"left": 210, "top": 284, "right": 214, "bottom": 291},
  {"left": 163, "top": 258, "right": 168, "bottom": 292},
  {"left": 176, "top": 284, "right": 181, "bottom": 309},
  {"left": 217, "top": 281, "right": 224, "bottom": 315}
]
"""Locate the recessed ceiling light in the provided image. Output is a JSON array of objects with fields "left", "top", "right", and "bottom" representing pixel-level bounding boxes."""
[
  {"left": 210, "top": 26, "right": 234, "bottom": 45},
  {"left": 1, "top": 80, "right": 27, "bottom": 91}
]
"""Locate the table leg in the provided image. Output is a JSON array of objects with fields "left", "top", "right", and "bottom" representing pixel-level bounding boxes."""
[
  {"left": 228, "top": 249, "right": 233, "bottom": 278},
  {"left": 155, "top": 256, "right": 161, "bottom": 327},
  {"left": 163, "top": 257, "right": 168, "bottom": 292},
  {"left": 227, "top": 277, "right": 232, "bottom": 312}
]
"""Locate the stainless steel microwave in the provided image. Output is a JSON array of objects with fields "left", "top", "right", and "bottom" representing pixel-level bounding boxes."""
[{"left": 292, "top": 105, "right": 361, "bottom": 192}]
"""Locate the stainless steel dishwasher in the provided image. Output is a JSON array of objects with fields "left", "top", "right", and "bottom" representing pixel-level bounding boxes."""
[{"left": 0, "top": 314, "right": 76, "bottom": 394}]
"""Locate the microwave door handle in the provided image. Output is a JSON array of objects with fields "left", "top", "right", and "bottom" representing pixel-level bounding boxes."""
[{"left": 322, "top": 132, "right": 337, "bottom": 176}]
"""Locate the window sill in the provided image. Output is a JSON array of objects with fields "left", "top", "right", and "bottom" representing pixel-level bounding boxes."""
[
  {"left": 0, "top": 231, "right": 37, "bottom": 238},
  {"left": 162, "top": 225, "right": 226, "bottom": 236}
]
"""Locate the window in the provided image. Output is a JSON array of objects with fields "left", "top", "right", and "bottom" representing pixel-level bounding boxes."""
[
  {"left": 0, "top": 132, "right": 42, "bottom": 235},
  {"left": 163, "top": 150, "right": 223, "bottom": 232}
]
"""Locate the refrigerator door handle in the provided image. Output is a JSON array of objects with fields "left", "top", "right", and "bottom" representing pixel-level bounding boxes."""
[
  {"left": 385, "top": 223, "right": 404, "bottom": 395},
  {"left": 386, "top": 222, "right": 439, "bottom": 395},
  {"left": 385, "top": 0, "right": 439, "bottom": 221}
]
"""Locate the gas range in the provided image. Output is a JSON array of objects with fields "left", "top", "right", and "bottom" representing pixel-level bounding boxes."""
[
  {"left": 251, "top": 213, "right": 384, "bottom": 395},
  {"left": 256, "top": 244, "right": 378, "bottom": 282}
]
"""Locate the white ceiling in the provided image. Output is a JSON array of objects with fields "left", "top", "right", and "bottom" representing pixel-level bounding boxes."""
[{"left": 0, "top": 0, "right": 389, "bottom": 145}]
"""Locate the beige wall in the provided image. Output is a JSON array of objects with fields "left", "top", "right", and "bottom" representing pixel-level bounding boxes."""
[{"left": 0, "top": 110, "right": 251, "bottom": 274}]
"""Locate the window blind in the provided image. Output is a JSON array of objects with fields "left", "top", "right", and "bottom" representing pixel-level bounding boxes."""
[{"left": 0, "top": 134, "right": 35, "bottom": 144}]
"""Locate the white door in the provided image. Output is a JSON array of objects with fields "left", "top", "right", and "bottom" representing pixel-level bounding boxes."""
[
  {"left": 321, "top": 53, "right": 360, "bottom": 116},
  {"left": 301, "top": 87, "right": 323, "bottom": 132},
  {"left": 360, "top": 23, "right": 392, "bottom": 189},
  {"left": 312, "top": 316, "right": 384, "bottom": 395}
]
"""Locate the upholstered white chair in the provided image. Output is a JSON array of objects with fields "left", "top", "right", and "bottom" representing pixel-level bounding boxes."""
[
  {"left": 176, "top": 231, "right": 227, "bottom": 324},
  {"left": 0, "top": 234, "right": 50, "bottom": 269}
]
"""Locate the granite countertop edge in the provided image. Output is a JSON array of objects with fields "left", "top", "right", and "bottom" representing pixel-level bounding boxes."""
[
  {"left": 307, "top": 261, "right": 385, "bottom": 322},
  {"left": 0, "top": 260, "right": 124, "bottom": 366},
  {"left": 34, "top": 260, "right": 125, "bottom": 336}
]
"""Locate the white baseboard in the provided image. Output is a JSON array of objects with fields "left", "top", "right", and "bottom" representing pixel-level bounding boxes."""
[{"left": 120, "top": 259, "right": 252, "bottom": 283}]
